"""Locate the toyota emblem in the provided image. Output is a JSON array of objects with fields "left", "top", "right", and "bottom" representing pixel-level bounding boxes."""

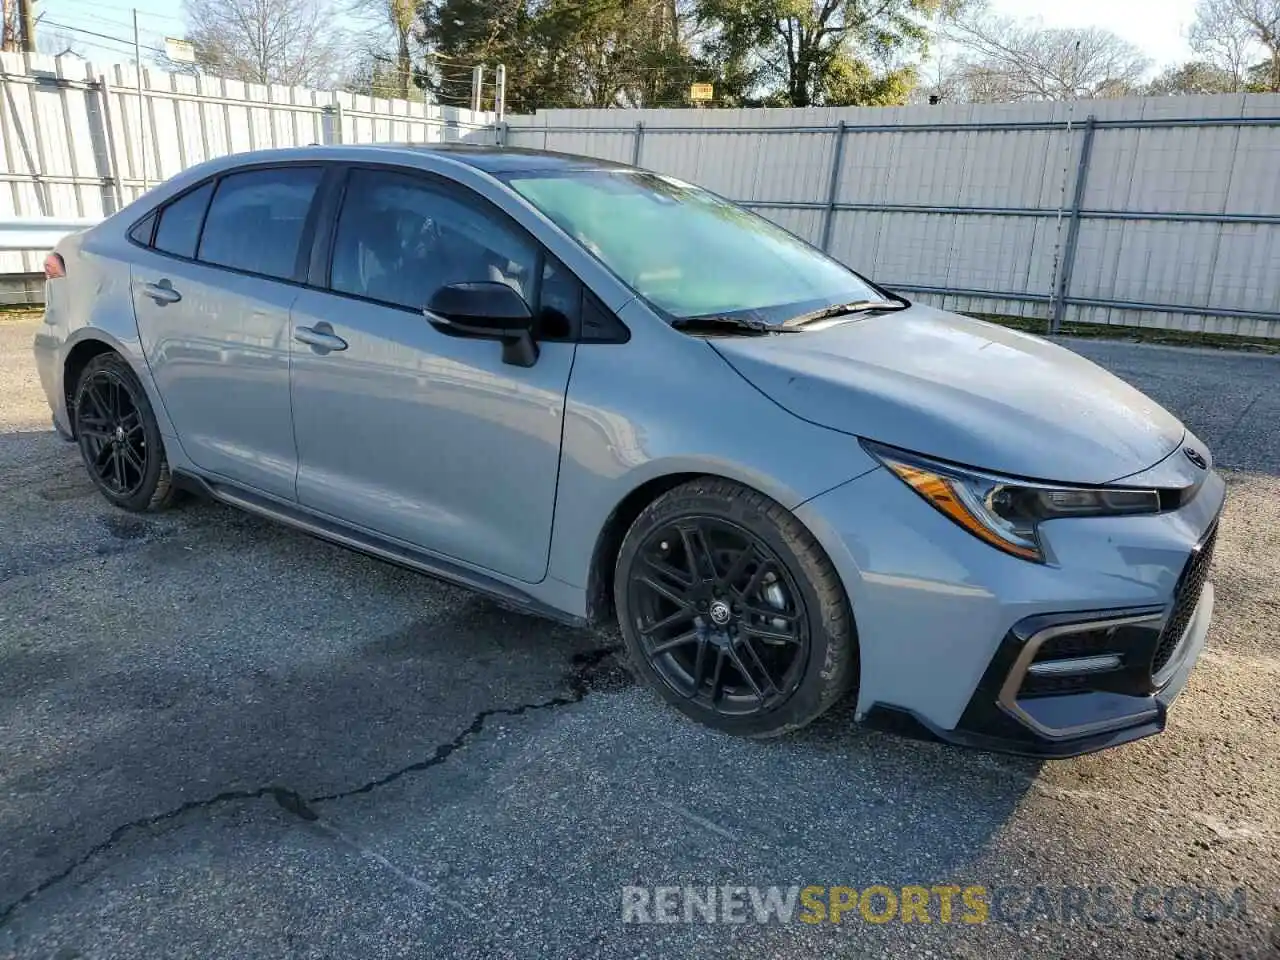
[{"left": 1184, "top": 447, "right": 1207, "bottom": 470}]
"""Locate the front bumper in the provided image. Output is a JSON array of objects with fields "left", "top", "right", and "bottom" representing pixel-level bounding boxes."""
[
  {"left": 865, "top": 582, "right": 1215, "bottom": 758},
  {"left": 796, "top": 462, "right": 1225, "bottom": 759}
]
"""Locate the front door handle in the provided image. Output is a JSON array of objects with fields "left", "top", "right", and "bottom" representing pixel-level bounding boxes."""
[
  {"left": 142, "top": 279, "right": 181, "bottom": 304},
  {"left": 294, "top": 324, "right": 348, "bottom": 353}
]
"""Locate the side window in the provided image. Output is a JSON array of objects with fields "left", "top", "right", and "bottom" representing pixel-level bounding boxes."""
[
  {"left": 152, "top": 181, "right": 214, "bottom": 258},
  {"left": 197, "top": 167, "right": 323, "bottom": 280},
  {"left": 128, "top": 211, "right": 157, "bottom": 247},
  {"left": 330, "top": 168, "right": 537, "bottom": 312}
]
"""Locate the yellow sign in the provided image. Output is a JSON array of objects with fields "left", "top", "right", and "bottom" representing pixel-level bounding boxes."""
[{"left": 689, "top": 83, "right": 714, "bottom": 102}]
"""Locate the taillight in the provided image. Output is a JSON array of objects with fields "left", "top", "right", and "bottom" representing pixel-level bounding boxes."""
[{"left": 44, "top": 252, "right": 65, "bottom": 279}]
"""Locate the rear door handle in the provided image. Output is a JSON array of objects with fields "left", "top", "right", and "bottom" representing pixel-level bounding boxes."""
[
  {"left": 142, "top": 280, "right": 181, "bottom": 304},
  {"left": 294, "top": 324, "right": 348, "bottom": 352}
]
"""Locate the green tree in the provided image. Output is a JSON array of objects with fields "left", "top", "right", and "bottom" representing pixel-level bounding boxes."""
[
  {"left": 693, "top": 0, "right": 956, "bottom": 107},
  {"left": 420, "top": 0, "right": 699, "bottom": 109}
]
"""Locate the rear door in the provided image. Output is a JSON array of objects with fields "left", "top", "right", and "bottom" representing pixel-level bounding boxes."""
[
  {"left": 130, "top": 165, "right": 324, "bottom": 500},
  {"left": 288, "top": 166, "right": 578, "bottom": 583}
]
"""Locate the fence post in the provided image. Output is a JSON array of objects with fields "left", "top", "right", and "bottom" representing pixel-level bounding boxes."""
[
  {"left": 95, "top": 74, "right": 124, "bottom": 212},
  {"left": 820, "top": 119, "right": 847, "bottom": 252},
  {"left": 470, "top": 65, "right": 483, "bottom": 113},
  {"left": 321, "top": 94, "right": 344, "bottom": 145},
  {"left": 494, "top": 63, "right": 506, "bottom": 122},
  {"left": 1050, "top": 115, "right": 1097, "bottom": 334},
  {"left": 632, "top": 120, "right": 644, "bottom": 166}
]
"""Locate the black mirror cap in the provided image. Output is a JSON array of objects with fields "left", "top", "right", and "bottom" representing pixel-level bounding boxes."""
[
  {"left": 427, "top": 281, "right": 532, "bottom": 327},
  {"left": 425, "top": 281, "right": 539, "bottom": 367}
]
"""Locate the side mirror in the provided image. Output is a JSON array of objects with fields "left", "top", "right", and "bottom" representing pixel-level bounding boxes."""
[{"left": 425, "top": 281, "right": 538, "bottom": 367}]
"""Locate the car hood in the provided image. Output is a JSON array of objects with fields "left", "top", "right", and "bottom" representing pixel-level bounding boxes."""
[{"left": 709, "top": 304, "right": 1185, "bottom": 485}]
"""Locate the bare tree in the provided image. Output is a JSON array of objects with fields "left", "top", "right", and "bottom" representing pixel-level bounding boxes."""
[
  {"left": 1, "top": 0, "right": 18, "bottom": 51},
  {"left": 348, "top": 0, "right": 418, "bottom": 98},
  {"left": 36, "top": 27, "right": 87, "bottom": 59},
  {"left": 184, "top": 0, "right": 353, "bottom": 87},
  {"left": 943, "top": 13, "right": 1150, "bottom": 101},
  {"left": 1145, "top": 60, "right": 1240, "bottom": 95},
  {"left": 1189, "top": 0, "right": 1280, "bottom": 91}
]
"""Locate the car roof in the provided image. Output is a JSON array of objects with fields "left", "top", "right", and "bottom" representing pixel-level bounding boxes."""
[
  {"left": 389, "top": 143, "right": 635, "bottom": 175},
  {"left": 193, "top": 143, "right": 637, "bottom": 178}
]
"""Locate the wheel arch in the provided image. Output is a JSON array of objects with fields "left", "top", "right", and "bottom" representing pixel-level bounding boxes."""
[
  {"left": 62, "top": 337, "right": 121, "bottom": 437},
  {"left": 584, "top": 472, "right": 707, "bottom": 625},
  {"left": 61, "top": 330, "right": 178, "bottom": 445}
]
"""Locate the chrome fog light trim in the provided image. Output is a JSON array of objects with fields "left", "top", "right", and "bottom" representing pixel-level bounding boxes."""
[{"left": 1027, "top": 654, "right": 1123, "bottom": 677}]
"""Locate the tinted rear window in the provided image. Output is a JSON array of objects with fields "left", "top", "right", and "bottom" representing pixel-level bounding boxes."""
[
  {"left": 197, "top": 167, "right": 322, "bottom": 280},
  {"left": 127, "top": 211, "right": 157, "bottom": 246},
  {"left": 152, "top": 182, "right": 213, "bottom": 259}
]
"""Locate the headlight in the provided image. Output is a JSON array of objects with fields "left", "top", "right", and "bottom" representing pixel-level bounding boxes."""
[{"left": 861, "top": 440, "right": 1161, "bottom": 563}]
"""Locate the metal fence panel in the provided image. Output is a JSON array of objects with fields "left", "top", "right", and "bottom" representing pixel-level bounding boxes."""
[
  {"left": 0, "top": 52, "right": 496, "bottom": 290},
  {"left": 506, "top": 95, "right": 1280, "bottom": 337}
]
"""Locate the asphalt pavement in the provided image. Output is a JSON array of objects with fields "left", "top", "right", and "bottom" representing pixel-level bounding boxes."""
[{"left": 1, "top": 315, "right": 1277, "bottom": 959}]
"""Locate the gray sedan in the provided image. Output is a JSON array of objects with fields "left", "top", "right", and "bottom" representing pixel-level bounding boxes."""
[{"left": 33, "top": 144, "right": 1223, "bottom": 756}]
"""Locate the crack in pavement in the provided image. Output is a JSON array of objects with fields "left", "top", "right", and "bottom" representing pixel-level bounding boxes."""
[{"left": 0, "top": 647, "right": 621, "bottom": 928}]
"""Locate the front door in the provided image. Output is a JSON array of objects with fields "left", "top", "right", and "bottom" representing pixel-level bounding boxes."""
[
  {"left": 130, "top": 166, "right": 324, "bottom": 500},
  {"left": 289, "top": 167, "right": 576, "bottom": 583}
]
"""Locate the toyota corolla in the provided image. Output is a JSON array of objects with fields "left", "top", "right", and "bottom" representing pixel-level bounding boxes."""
[{"left": 33, "top": 145, "right": 1223, "bottom": 756}]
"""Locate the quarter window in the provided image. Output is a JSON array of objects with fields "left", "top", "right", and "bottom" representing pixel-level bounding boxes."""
[
  {"left": 128, "top": 211, "right": 157, "bottom": 247},
  {"left": 197, "top": 167, "right": 322, "bottom": 280},
  {"left": 330, "top": 169, "right": 537, "bottom": 313},
  {"left": 152, "top": 181, "right": 213, "bottom": 259}
]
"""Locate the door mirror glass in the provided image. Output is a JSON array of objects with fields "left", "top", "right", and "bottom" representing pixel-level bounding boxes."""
[{"left": 426, "top": 281, "right": 539, "bottom": 367}]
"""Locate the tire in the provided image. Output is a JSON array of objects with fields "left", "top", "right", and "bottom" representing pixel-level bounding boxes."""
[
  {"left": 614, "top": 477, "right": 856, "bottom": 738},
  {"left": 73, "top": 352, "right": 177, "bottom": 512}
]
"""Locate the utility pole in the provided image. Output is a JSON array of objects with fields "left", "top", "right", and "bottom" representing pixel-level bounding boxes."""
[
  {"left": 17, "top": 0, "right": 34, "bottom": 52},
  {"left": 134, "top": 8, "right": 149, "bottom": 190}
]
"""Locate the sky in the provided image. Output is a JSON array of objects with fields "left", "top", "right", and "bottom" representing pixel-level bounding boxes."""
[
  {"left": 987, "top": 0, "right": 1199, "bottom": 69},
  {"left": 36, "top": 0, "right": 1201, "bottom": 74}
]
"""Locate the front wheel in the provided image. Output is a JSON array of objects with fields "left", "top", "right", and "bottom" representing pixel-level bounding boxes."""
[{"left": 614, "top": 478, "right": 857, "bottom": 738}]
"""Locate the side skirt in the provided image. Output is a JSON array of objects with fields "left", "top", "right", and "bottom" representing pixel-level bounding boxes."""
[{"left": 172, "top": 470, "right": 588, "bottom": 629}]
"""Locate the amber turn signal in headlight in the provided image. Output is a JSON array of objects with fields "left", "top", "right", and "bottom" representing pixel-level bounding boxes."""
[{"left": 861, "top": 441, "right": 1161, "bottom": 563}]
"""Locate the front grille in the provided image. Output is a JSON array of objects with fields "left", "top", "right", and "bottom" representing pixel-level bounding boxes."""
[
  {"left": 1020, "top": 673, "right": 1093, "bottom": 698},
  {"left": 1035, "top": 628, "right": 1114, "bottom": 661},
  {"left": 1151, "top": 525, "right": 1217, "bottom": 677}
]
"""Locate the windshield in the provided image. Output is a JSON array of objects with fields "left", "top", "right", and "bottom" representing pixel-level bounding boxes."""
[{"left": 502, "top": 169, "right": 883, "bottom": 324}]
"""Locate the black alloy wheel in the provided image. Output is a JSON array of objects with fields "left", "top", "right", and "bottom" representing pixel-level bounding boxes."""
[
  {"left": 615, "top": 478, "right": 856, "bottom": 738},
  {"left": 74, "top": 352, "right": 176, "bottom": 511},
  {"left": 77, "top": 368, "right": 148, "bottom": 497},
  {"left": 627, "top": 516, "right": 809, "bottom": 716}
]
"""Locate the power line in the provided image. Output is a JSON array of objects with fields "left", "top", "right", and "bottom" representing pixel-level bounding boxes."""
[
  {"left": 44, "top": 7, "right": 167, "bottom": 36},
  {"left": 44, "top": 0, "right": 185, "bottom": 27},
  {"left": 42, "top": 18, "right": 165, "bottom": 55}
]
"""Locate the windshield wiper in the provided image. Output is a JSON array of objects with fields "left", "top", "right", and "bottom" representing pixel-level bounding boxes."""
[
  {"left": 670, "top": 315, "right": 781, "bottom": 336},
  {"left": 781, "top": 299, "right": 908, "bottom": 329}
]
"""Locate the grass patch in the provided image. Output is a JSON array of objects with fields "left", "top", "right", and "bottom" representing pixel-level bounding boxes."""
[
  {"left": 0, "top": 305, "right": 42, "bottom": 323},
  {"left": 972, "top": 312, "right": 1280, "bottom": 354}
]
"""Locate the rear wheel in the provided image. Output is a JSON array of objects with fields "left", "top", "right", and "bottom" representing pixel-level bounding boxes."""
[
  {"left": 73, "top": 352, "right": 176, "bottom": 512},
  {"left": 614, "top": 478, "right": 856, "bottom": 738}
]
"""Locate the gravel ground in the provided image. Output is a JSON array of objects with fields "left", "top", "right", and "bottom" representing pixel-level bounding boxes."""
[{"left": 0, "top": 314, "right": 1277, "bottom": 959}]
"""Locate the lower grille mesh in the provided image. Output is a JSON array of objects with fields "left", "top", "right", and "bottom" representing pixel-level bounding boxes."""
[{"left": 1151, "top": 525, "right": 1217, "bottom": 677}]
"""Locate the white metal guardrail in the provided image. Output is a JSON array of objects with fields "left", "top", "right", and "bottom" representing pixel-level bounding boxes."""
[{"left": 0, "top": 217, "right": 98, "bottom": 252}]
